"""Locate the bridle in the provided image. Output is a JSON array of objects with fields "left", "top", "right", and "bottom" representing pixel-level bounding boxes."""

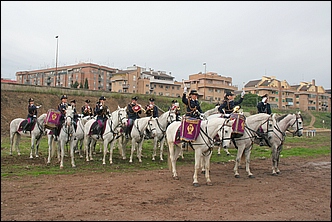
[{"left": 286, "top": 113, "right": 303, "bottom": 137}]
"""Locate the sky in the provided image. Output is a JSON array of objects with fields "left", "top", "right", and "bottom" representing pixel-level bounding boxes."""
[{"left": 1, "top": 1, "right": 331, "bottom": 89}]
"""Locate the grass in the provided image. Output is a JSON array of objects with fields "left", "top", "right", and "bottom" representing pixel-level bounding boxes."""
[{"left": 1, "top": 131, "right": 330, "bottom": 178}]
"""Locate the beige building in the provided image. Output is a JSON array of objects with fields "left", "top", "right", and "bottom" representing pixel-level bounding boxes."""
[
  {"left": 244, "top": 76, "right": 331, "bottom": 112},
  {"left": 14, "top": 64, "right": 330, "bottom": 112}
]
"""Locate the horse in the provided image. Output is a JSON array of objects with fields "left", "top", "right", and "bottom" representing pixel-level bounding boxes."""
[
  {"left": 227, "top": 113, "right": 273, "bottom": 178},
  {"left": 261, "top": 111, "right": 303, "bottom": 175},
  {"left": 56, "top": 105, "right": 76, "bottom": 169},
  {"left": 166, "top": 117, "right": 235, "bottom": 186},
  {"left": 117, "top": 116, "right": 158, "bottom": 163},
  {"left": 72, "top": 115, "right": 95, "bottom": 158},
  {"left": 9, "top": 113, "right": 47, "bottom": 159},
  {"left": 150, "top": 110, "right": 177, "bottom": 161},
  {"left": 83, "top": 106, "right": 128, "bottom": 164}
]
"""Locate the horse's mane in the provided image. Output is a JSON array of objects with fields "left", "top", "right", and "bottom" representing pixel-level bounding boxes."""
[{"left": 276, "top": 114, "right": 288, "bottom": 122}]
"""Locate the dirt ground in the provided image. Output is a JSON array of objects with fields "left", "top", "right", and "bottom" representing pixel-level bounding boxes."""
[
  {"left": 1, "top": 90, "right": 331, "bottom": 221},
  {"left": 1, "top": 155, "right": 331, "bottom": 221}
]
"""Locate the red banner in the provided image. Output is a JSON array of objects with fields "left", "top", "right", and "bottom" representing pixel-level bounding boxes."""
[{"left": 180, "top": 117, "right": 201, "bottom": 142}]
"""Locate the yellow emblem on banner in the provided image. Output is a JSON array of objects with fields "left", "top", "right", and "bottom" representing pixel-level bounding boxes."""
[
  {"left": 187, "top": 124, "right": 194, "bottom": 135},
  {"left": 52, "top": 113, "right": 57, "bottom": 120}
]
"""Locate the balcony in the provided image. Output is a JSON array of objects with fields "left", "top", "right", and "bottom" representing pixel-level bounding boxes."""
[{"left": 122, "top": 84, "right": 129, "bottom": 89}]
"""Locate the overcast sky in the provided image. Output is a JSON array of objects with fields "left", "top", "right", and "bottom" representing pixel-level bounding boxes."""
[{"left": 1, "top": 1, "right": 331, "bottom": 89}]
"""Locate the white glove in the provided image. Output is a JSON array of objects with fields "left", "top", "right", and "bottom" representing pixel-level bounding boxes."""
[
  {"left": 36, "top": 106, "right": 40, "bottom": 109},
  {"left": 224, "top": 114, "right": 230, "bottom": 118},
  {"left": 262, "top": 98, "right": 267, "bottom": 103},
  {"left": 200, "top": 113, "right": 205, "bottom": 119},
  {"left": 33, "top": 115, "right": 37, "bottom": 118},
  {"left": 241, "top": 91, "right": 245, "bottom": 98},
  {"left": 100, "top": 106, "right": 103, "bottom": 109},
  {"left": 183, "top": 86, "right": 187, "bottom": 94}
]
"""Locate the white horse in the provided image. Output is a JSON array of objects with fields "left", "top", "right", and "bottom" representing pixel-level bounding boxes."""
[
  {"left": 263, "top": 112, "right": 303, "bottom": 175},
  {"left": 202, "top": 105, "right": 220, "bottom": 118},
  {"left": 227, "top": 113, "right": 273, "bottom": 178},
  {"left": 166, "top": 117, "right": 234, "bottom": 186},
  {"left": 57, "top": 105, "right": 76, "bottom": 169},
  {"left": 84, "top": 106, "right": 128, "bottom": 164},
  {"left": 151, "top": 110, "right": 177, "bottom": 161},
  {"left": 118, "top": 116, "right": 158, "bottom": 163},
  {"left": 72, "top": 115, "right": 94, "bottom": 158},
  {"left": 9, "top": 113, "right": 47, "bottom": 158}
]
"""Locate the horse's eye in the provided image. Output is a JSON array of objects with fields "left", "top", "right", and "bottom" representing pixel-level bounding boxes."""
[{"left": 225, "top": 130, "right": 228, "bottom": 134}]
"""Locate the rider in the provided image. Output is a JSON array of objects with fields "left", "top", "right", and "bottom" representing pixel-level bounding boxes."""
[
  {"left": 145, "top": 98, "right": 159, "bottom": 118},
  {"left": 182, "top": 88, "right": 203, "bottom": 119},
  {"left": 257, "top": 94, "right": 272, "bottom": 114},
  {"left": 81, "top": 99, "right": 93, "bottom": 117},
  {"left": 94, "top": 96, "right": 109, "bottom": 139},
  {"left": 53, "top": 94, "right": 69, "bottom": 141},
  {"left": 21, "top": 98, "right": 42, "bottom": 133},
  {"left": 70, "top": 99, "right": 79, "bottom": 132},
  {"left": 169, "top": 99, "right": 181, "bottom": 121},
  {"left": 256, "top": 94, "right": 272, "bottom": 146},
  {"left": 125, "top": 96, "right": 142, "bottom": 139},
  {"left": 218, "top": 91, "right": 245, "bottom": 117}
]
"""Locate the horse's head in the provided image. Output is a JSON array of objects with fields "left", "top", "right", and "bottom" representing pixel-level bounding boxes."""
[
  {"left": 290, "top": 112, "right": 303, "bottom": 137},
  {"left": 146, "top": 116, "right": 158, "bottom": 138},
  {"left": 116, "top": 106, "right": 128, "bottom": 127},
  {"left": 218, "top": 118, "right": 235, "bottom": 149},
  {"left": 65, "top": 105, "right": 74, "bottom": 127},
  {"left": 166, "top": 110, "right": 177, "bottom": 124}
]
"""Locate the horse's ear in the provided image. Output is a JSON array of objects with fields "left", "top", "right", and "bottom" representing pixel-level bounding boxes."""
[{"left": 118, "top": 105, "right": 120, "bottom": 109}]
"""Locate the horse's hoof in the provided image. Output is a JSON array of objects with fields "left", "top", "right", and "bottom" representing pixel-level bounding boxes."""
[
  {"left": 226, "top": 153, "right": 230, "bottom": 156},
  {"left": 201, "top": 171, "right": 206, "bottom": 174},
  {"left": 217, "top": 153, "right": 221, "bottom": 156},
  {"left": 276, "top": 171, "right": 280, "bottom": 175},
  {"left": 193, "top": 183, "right": 200, "bottom": 187},
  {"left": 206, "top": 182, "right": 213, "bottom": 186},
  {"left": 235, "top": 175, "right": 240, "bottom": 178},
  {"left": 72, "top": 165, "right": 76, "bottom": 168},
  {"left": 248, "top": 175, "right": 255, "bottom": 178},
  {"left": 18, "top": 153, "right": 21, "bottom": 156},
  {"left": 173, "top": 176, "right": 179, "bottom": 180},
  {"left": 60, "top": 166, "right": 63, "bottom": 169}
]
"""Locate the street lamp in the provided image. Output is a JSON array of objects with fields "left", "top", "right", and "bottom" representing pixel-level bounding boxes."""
[
  {"left": 203, "top": 62, "right": 206, "bottom": 74},
  {"left": 55, "top": 36, "right": 59, "bottom": 86}
]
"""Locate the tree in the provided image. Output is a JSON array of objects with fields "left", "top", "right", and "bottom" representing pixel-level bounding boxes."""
[
  {"left": 84, "top": 78, "right": 89, "bottom": 89},
  {"left": 235, "top": 92, "right": 260, "bottom": 108},
  {"left": 72, "top": 81, "right": 79, "bottom": 89},
  {"left": 79, "top": 82, "right": 83, "bottom": 89}
]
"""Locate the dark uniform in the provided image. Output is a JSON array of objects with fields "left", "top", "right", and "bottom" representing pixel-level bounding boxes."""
[
  {"left": 145, "top": 98, "right": 158, "bottom": 118},
  {"left": 81, "top": 99, "right": 93, "bottom": 117},
  {"left": 21, "top": 98, "right": 40, "bottom": 133},
  {"left": 70, "top": 100, "right": 79, "bottom": 131},
  {"left": 168, "top": 100, "right": 181, "bottom": 121},
  {"left": 94, "top": 96, "right": 109, "bottom": 137},
  {"left": 182, "top": 89, "right": 203, "bottom": 119},
  {"left": 53, "top": 94, "right": 69, "bottom": 140},
  {"left": 125, "top": 96, "right": 141, "bottom": 138},
  {"left": 218, "top": 91, "right": 244, "bottom": 115},
  {"left": 257, "top": 94, "right": 272, "bottom": 114}
]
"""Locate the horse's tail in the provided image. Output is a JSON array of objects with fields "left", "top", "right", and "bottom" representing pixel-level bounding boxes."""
[{"left": 11, "top": 133, "right": 18, "bottom": 152}]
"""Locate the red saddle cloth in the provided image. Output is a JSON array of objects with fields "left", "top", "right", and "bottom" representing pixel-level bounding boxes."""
[
  {"left": 230, "top": 113, "right": 246, "bottom": 138},
  {"left": 179, "top": 116, "right": 201, "bottom": 142},
  {"left": 44, "top": 109, "right": 61, "bottom": 130}
]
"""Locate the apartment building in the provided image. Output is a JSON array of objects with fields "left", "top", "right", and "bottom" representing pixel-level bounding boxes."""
[
  {"left": 244, "top": 76, "right": 331, "bottom": 112},
  {"left": 14, "top": 63, "right": 330, "bottom": 112},
  {"left": 16, "top": 63, "right": 116, "bottom": 91},
  {"left": 184, "top": 72, "right": 237, "bottom": 102}
]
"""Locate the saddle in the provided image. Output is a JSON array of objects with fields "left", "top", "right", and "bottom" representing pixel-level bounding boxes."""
[
  {"left": 18, "top": 119, "right": 36, "bottom": 132},
  {"left": 88, "top": 120, "right": 105, "bottom": 136}
]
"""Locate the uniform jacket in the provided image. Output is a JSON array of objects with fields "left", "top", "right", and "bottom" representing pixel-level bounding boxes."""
[
  {"left": 218, "top": 97, "right": 243, "bottom": 114},
  {"left": 257, "top": 102, "right": 272, "bottom": 114},
  {"left": 182, "top": 93, "right": 203, "bottom": 118}
]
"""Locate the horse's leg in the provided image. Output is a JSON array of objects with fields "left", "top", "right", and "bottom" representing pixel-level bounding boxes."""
[
  {"left": 224, "top": 147, "right": 230, "bottom": 155},
  {"left": 9, "top": 132, "right": 14, "bottom": 156},
  {"left": 16, "top": 134, "right": 21, "bottom": 156},
  {"left": 276, "top": 144, "right": 283, "bottom": 174},
  {"left": 271, "top": 144, "right": 278, "bottom": 175},
  {"left": 244, "top": 146, "right": 254, "bottom": 178},
  {"left": 193, "top": 151, "right": 201, "bottom": 186},
  {"left": 47, "top": 135, "right": 52, "bottom": 164},
  {"left": 234, "top": 144, "right": 244, "bottom": 178},
  {"left": 159, "top": 137, "right": 165, "bottom": 161},
  {"left": 167, "top": 141, "right": 178, "bottom": 179},
  {"left": 35, "top": 135, "right": 42, "bottom": 158},
  {"left": 178, "top": 148, "right": 184, "bottom": 159},
  {"left": 152, "top": 137, "right": 158, "bottom": 161},
  {"left": 29, "top": 136, "right": 35, "bottom": 159},
  {"left": 108, "top": 139, "right": 117, "bottom": 164},
  {"left": 204, "top": 153, "right": 213, "bottom": 186},
  {"left": 102, "top": 139, "right": 109, "bottom": 165},
  {"left": 137, "top": 139, "right": 144, "bottom": 163},
  {"left": 60, "top": 140, "right": 65, "bottom": 169},
  {"left": 70, "top": 140, "right": 76, "bottom": 168},
  {"left": 85, "top": 137, "right": 90, "bottom": 161},
  {"left": 217, "top": 145, "right": 221, "bottom": 155},
  {"left": 129, "top": 138, "right": 136, "bottom": 163}
]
